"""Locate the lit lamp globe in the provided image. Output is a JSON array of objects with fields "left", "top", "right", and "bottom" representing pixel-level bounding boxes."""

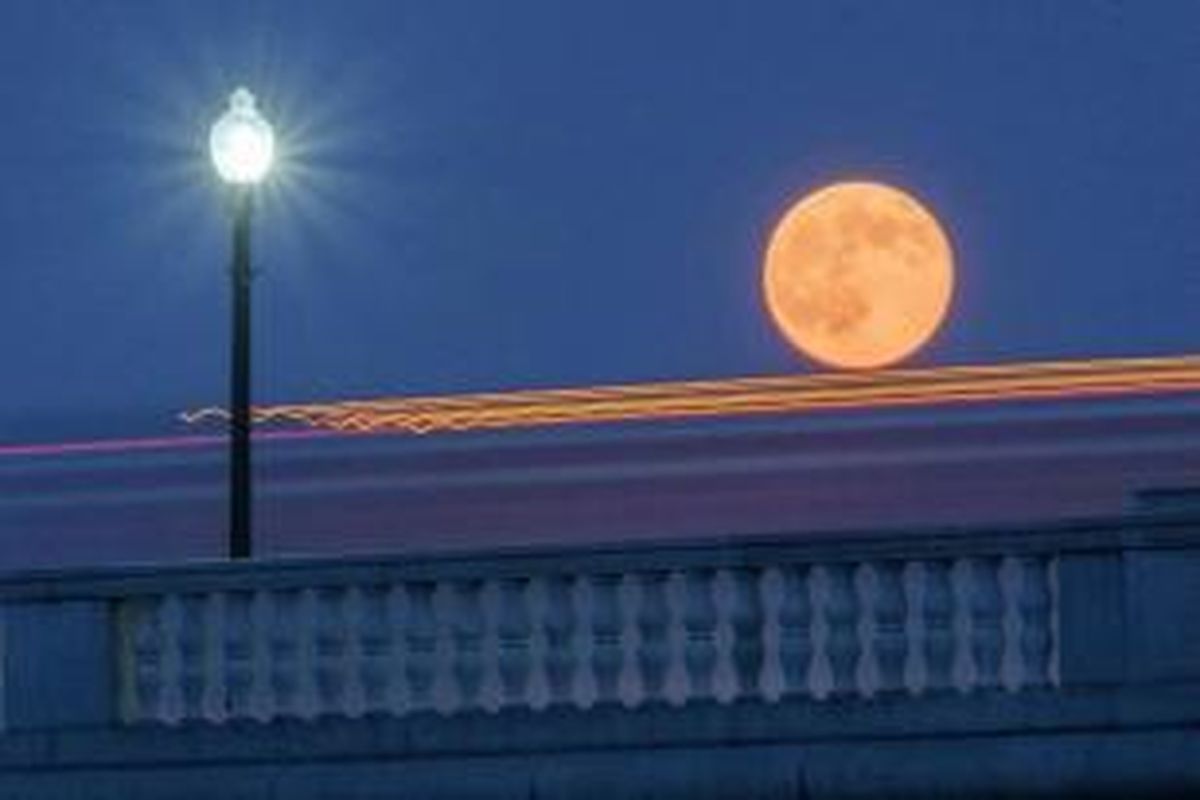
[{"left": 209, "top": 88, "right": 275, "bottom": 184}]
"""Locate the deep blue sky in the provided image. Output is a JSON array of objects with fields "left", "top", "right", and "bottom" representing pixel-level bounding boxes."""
[{"left": 1, "top": 1, "right": 1198, "bottom": 444}]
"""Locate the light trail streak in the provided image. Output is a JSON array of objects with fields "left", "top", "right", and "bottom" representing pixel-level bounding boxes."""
[
  {"left": 181, "top": 354, "right": 1200, "bottom": 436},
  {"left": 0, "top": 429, "right": 343, "bottom": 460}
]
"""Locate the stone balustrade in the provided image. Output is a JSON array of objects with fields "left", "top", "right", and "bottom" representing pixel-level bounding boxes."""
[{"left": 112, "top": 547, "right": 1058, "bottom": 726}]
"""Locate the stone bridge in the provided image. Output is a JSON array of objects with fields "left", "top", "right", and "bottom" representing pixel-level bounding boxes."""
[{"left": 1, "top": 510, "right": 1198, "bottom": 798}]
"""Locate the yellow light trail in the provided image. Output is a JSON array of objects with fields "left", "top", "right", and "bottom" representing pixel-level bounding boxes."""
[{"left": 181, "top": 354, "right": 1200, "bottom": 435}]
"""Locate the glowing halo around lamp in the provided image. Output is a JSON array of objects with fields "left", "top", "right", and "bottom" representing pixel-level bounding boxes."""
[
  {"left": 209, "top": 88, "right": 275, "bottom": 185},
  {"left": 763, "top": 181, "right": 954, "bottom": 370}
]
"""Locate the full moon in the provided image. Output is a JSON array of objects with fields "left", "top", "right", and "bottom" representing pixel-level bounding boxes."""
[{"left": 763, "top": 182, "right": 954, "bottom": 370}]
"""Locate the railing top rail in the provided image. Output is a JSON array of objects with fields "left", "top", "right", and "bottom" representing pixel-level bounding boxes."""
[{"left": 1, "top": 509, "right": 1196, "bottom": 602}]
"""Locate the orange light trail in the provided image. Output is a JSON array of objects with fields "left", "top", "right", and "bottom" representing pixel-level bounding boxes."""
[{"left": 181, "top": 354, "right": 1200, "bottom": 436}]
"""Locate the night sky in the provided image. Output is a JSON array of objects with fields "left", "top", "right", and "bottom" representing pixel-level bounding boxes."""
[{"left": 2, "top": 1, "right": 1198, "bottom": 446}]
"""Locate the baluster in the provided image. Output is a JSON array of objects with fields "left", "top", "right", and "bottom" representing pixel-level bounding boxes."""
[
  {"left": 728, "top": 568, "right": 765, "bottom": 701},
  {"left": 450, "top": 579, "right": 485, "bottom": 712},
  {"left": 114, "top": 602, "right": 130, "bottom": 723},
  {"left": 1048, "top": 557, "right": 1061, "bottom": 687},
  {"left": 854, "top": 566, "right": 879, "bottom": 696},
  {"left": 179, "top": 596, "right": 206, "bottom": 720},
  {"left": 969, "top": 557, "right": 1004, "bottom": 691},
  {"left": 158, "top": 594, "right": 185, "bottom": 724},
  {"left": 313, "top": 589, "right": 345, "bottom": 715},
  {"left": 998, "top": 557, "right": 1022, "bottom": 692},
  {"left": 951, "top": 560, "right": 975, "bottom": 692},
  {"left": 118, "top": 599, "right": 156, "bottom": 723},
  {"left": 590, "top": 574, "right": 623, "bottom": 706},
  {"left": 342, "top": 587, "right": 368, "bottom": 718},
  {"left": 873, "top": 561, "right": 908, "bottom": 694},
  {"left": 429, "top": 582, "right": 458, "bottom": 715},
  {"left": 808, "top": 567, "right": 832, "bottom": 699},
  {"left": 405, "top": 581, "right": 437, "bottom": 712},
  {"left": 267, "top": 591, "right": 297, "bottom": 718},
  {"left": 114, "top": 601, "right": 136, "bottom": 723},
  {"left": 777, "top": 566, "right": 813, "bottom": 698},
  {"left": 247, "top": 590, "right": 274, "bottom": 722},
  {"left": 711, "top": 570, "right": 737, "bottom": 703},
  {"left": 921, "top": 560, "right": 955, "bottom": 693},
  {"left": 384, "top": 584, "right": 410, "bottom": 716},
  {"left": 358, "top": 586, "right": 390, "bottom": 713},
  {"left": 825, "top": 563, "right": 861, "bottom": 696},
  {"left": 617, "top": 575, "right": 642, "bottom": 708},
  {"left": 663, "top": 572, "right": 689, "bottom": 707},
  {"left": 524, "top": 577, "right": 552, "bottom": 711},
  {"left": 143, "top": 599, "right": 167, "bottom": 721},
  {"left": 571, "top": 577, "right": 596, "bottom": 709},
  {"left": 147, "top": 599, "right": 170, "bottom": 721},
  {"left": 758, "top": 568, "right": 785, "bottom": 702},
  {"left": 682, "top": 569, "right": 718, "bottom": 702},
  {"left": 478, "top": 580, "right": 504, "bottom": 713},
  {"left": 541, "top": 575, "right": 577, "bottom": 708},
  {"left": 1018, "top": 556, "right": 1053, "bottom": 687},
  {"left": 901, "top": 563, "right": 919, "bottom": 693},
  {"left": 226, "top": 592, "right": 255, "bottom": 718},
  {"left": 201, "top": 592, "right": 229, "bottom": 723},
  {"left": 294, "top": 588, "right": 321, "bottom": 720},
  {"left": 497, "top": 577, "right": 532, "bottom": 709},
  {"left": 636, "top": 571, "right": 671, "bottom": 705}
]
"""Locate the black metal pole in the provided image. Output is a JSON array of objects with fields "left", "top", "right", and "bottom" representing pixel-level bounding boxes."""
[{"left": 229, "top": 188, "right": 253, "bottom": 559}]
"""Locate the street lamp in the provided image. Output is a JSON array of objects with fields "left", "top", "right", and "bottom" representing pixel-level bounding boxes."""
[{"left": 210, "top": 88, "right": 274, "bottom": 559}]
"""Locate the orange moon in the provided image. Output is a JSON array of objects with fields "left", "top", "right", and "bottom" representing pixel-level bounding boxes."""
[{"left": 763, "top": 182, "right": 954, "bottom": 370}]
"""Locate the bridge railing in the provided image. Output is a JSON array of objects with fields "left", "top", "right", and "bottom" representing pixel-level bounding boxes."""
[
  {"left": 2, "top": 513, "right": 1197, "bottom": 733},
  {"left": 113, "top": 551, "right": 1057, "bottom": 725}
]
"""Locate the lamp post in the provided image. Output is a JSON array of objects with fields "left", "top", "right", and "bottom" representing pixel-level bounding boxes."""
[{"left": 209, "top": 88, "right": 274, "bottom": 559}]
